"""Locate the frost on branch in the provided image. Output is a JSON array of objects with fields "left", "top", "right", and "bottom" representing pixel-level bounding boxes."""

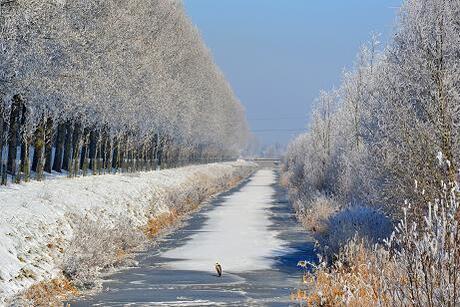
[{"left": 0, "top": 0, "right": 249, "bottom": 183}]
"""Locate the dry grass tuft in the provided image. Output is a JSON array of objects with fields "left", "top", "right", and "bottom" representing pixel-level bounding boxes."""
[
  {"left": 301, "top": 239, "right": 392, "bottom": 306},
  {"left": 279, "top": 172, "right": 290, "bottom": 188},
  {"left": 23, "top": 278, "right": 78, "bottom": 306},
  {"left": 145, "top": 210, "right": 181, "bottom": 238},
  {"left": 298, "top": 195, "right": 338, "bottom": 234},
  {"left": 290, "top": 288, "right": 308, "bottom": 302},
  {"left": 227, "top": 175, "right": 244, "bottom": 188}
]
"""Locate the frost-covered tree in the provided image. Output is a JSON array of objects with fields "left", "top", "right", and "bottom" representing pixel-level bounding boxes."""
[
  {"left": 0, "top": 0, "right": 249, "bottom": 183},
  {"left": 285, "top": 0, "right": 460, "bottom": 219}
]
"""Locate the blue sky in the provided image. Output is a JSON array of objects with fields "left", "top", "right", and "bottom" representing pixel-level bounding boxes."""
[{"left": 184, "top": 0, "right": 401, "bottom": 146}]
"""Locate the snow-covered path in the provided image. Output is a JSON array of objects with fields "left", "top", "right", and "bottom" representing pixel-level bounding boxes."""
[
  {"left": 71, "top": 168, "right": 316, "bottom": 306},
  {"left": 162, "top": 169, "right": 285, "bottom": 272}
]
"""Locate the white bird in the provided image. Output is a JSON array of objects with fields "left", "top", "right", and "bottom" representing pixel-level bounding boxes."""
[{"left": 215, "top": 262, "right": 222, "bottom": 277}]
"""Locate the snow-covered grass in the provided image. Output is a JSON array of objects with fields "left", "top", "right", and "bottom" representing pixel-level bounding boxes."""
[
  {"left": 61, "top": 216, "right": 145, "bottom": 290},
  {"left": 0, "top": 161, "right": 256, "bottom": 304}
]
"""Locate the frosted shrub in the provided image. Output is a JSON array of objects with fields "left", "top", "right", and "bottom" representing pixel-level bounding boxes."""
[
  {"left": 298, "top": 195, "right": 338, "bottom": 235},
  {"left": 62, "top": 216, "right": 144, "bottom": 289},
  {"left": 321, "top": 206, "right": 393, "bottom": 258},
  {"left": 290, "top": 193, "right": 392, "bottom": 260},
  {"left": 304, "top": 184, "right": 460, "bottom": 306},
  {"left": 386, "top": 183, "right": 460, "bottom": 306}
]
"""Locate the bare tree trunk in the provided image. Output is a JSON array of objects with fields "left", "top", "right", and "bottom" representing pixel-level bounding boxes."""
[
  {"left": 19, "top": 103, "right": 30, "bottom": 182},
  {"left": 112, "top": 136, "right": 119, "bottom": 170},
  {"left": 157, "top": 135, "right": 164, "bottom": 169},
  {"left": 70, "top": 122, "right": 82, "bottom": 177},
  {"left": 0, "top": 99, "right": 5, "bottom": 167},
  {"left": 153, "top": 133, "right": 159, "bottom": 169},
  {"left": 43, "top": 117, "right": 54, "bottom": 173},
  {"left": 32, "top": 118, "right": 45, "bottom": 181},
  {"left": 126, "top": 147, "right": 132, "bottom": 172},
  {"left": 62, "top": 121, "right": 73, "bottom": 171},
  {"left": 105, "top": 135, "right": 112, "bottom": 173},
  {"left": 143, "top": 143, "right": 148, "bottom": 171},
  {"left": 88, "top": 129, "right": 98, "bottom": 172},
  {"left": 80, "top": 127, "right": 90, "bottom": 175},
  {"left": 52, "top": 122, "right": 66, "bottom": 172},
  {"left": 100, "top": 130, "right": 106, "bottom": 173},
  {"left": 120, "top": 135, "right": 127, "bottom": 172},
  {"left": 132, "top": 147, "right": 136, "bottom": 171},
  {"left": 7, "top": 95, "right": 22, "bottom": 175},
  {"left": 96, "top": 135, "right": 102, "bottom": 175},
  {"left": 0, "top": 99, "right": 5, "bottom": 185}
]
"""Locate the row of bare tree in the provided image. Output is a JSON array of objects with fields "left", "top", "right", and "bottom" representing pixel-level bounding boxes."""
[{"left": 0, "top": 0, "right": 249, "bottom": 183}]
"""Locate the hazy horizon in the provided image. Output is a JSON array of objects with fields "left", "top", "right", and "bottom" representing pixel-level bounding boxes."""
[{"left": 184, "top": 0, "right": 401, "bottom": 146}]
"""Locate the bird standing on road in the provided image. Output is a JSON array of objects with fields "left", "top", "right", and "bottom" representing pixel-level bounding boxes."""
[{"left": 215, "top": 262, "right": 222, "bottom": 277}]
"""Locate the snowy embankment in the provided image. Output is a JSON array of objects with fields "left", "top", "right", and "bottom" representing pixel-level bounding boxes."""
[{"left": 0, "top": 161, "right": 256, "bottom": 303}]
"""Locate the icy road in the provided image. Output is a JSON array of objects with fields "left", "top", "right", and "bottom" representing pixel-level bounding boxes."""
[{"left": 71, "top": 169, "right": 316, "bottom": 306}]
